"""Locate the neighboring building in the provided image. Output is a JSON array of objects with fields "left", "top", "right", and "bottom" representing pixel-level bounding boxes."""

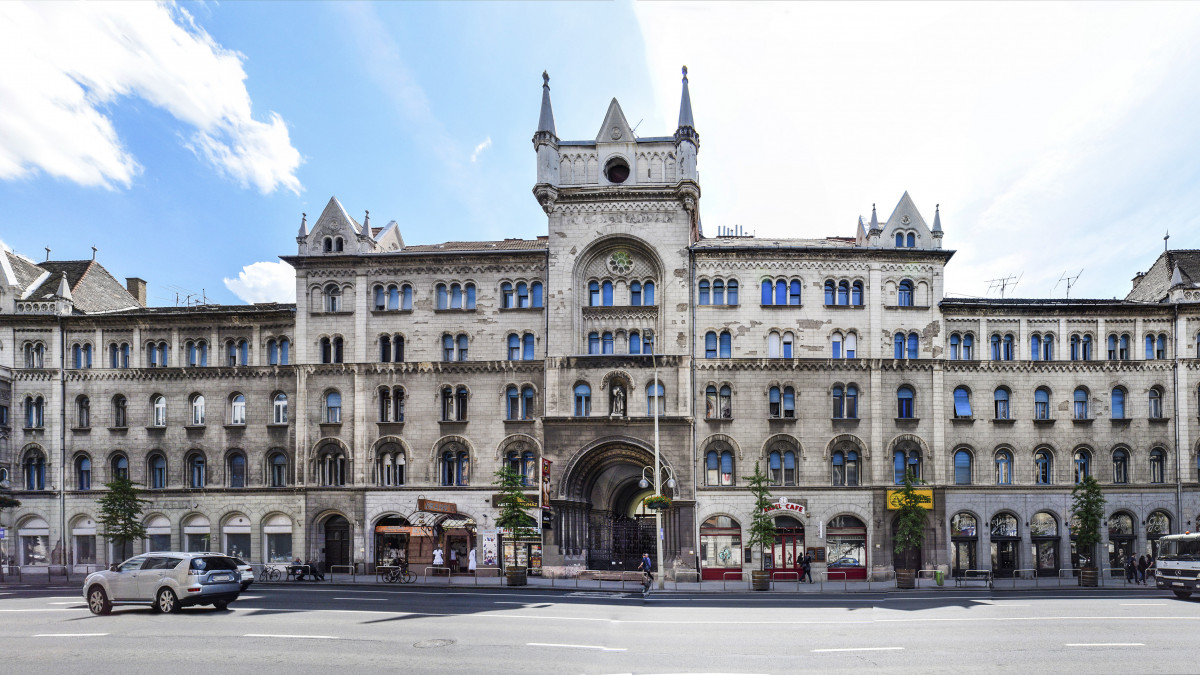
[{"left": 1, "top": 69, "right": 1196, "bottom": 583}]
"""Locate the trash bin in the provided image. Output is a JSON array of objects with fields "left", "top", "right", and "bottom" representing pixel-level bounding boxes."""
[{"left": 934, "top": 570, "right": 944, "bottom": 586}]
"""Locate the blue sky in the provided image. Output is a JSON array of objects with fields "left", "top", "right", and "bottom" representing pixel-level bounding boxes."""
[{"left": 2, "top": 1, "right": 1200, "bottom": 305}]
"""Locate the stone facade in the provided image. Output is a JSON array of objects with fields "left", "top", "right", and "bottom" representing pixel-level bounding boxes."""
[{"left": 0, "top": 69, "right": 1197, "bottom": 583}]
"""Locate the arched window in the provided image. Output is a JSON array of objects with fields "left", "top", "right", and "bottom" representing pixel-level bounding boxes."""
[
  {"left": 110, "top": 454, "right": 129, "bottom": 480},
  {"left": 762, "top": 280, "right": 774, "bottom": 305},
  {"left": 602, "top": 280, "right": 614, "bottom": 306},
  {"left": 629, "top": 331, "right": 641, "bottom": 355},
  {"left": 602, "top": 331, "right": 614, "bottom": 354},
  {"left": 831, "top": 332, "right": 843, "bottom": 359},
  {"left": 325, "top": 391, "right": 342, "bottom": 424},
  {"left": 993, "top": 388, "right": 1010, "bottom": 420},
  {"left": 894, "top": 333, "right": 905, "bottom": 359},
  {"left": 188, "top": 453, "right": 206, "bottom": 488},
  {"left": 149, "top": 454, "right": 167, "bottom": 489},
  {"left": 844, "top": 333, "right": 856, "bottom": 359},
  {"left": 1031, "top": 334, "right": 1042, "bottom": 361},
  {"left": 1073, "top": 388, "right": 1089, "bottom": 420},
  {"left": 1042, "top": 334, "right": 1054, "bottom": 360},
  {"left": 324, "top": 284, "right": 342, "bottom": 312},
  {"left": 588, "top": 331, "right": 600, "bottom": 355},
  {"left": 574, "top": 383, "right": 591, "bottom": 417},
  {"left": 995, "top": 450, "right": 1013, "bottom": 485},
  {"left": 522, "top": 333, "right": 535, "bottom": 360},
  {"left": 377, "top": 444, "right": 405, "bottom": 487},
  {"left": 1112, "top": 448, "right": 1129, "bottom": 484},
  {"left": 962, "top": 333, "right": 974, "bottom": 359},
  {"left": 699, "top": 280, "right": 710, "bottom": 305},
  {"left": 506, "top": 385, "right": 520, "bottom": 420},
  {"left": 647, "top": 381, "right": 665, "bottom": 416},
  {"left": 831, "top": 449, "right": 860, "bottom": 486},
  {"left": 269, "top": 452, "right": 288, "bottom": 487},
  {"left": 1119, "top": 334, "right": 1130, "bottom": 360},
  {"left": 630, "top": 281, "right": 642, "bottom": 306},
  {"left": 719, "top": 331, "right": 731, "bottom": 358},
  {"left": 520, "top": 386, "right": 535, "bottom": 420},
  {"left": 1111, "top": 387, "right": 1126, "bottom": 419},
  {"left": 837, "top": 280, "right": 849, "bottom": 305},
  {"left": 769, "top": 447, "right": 798, "bottom": 486},
  {"left": 1035, "top": 387, "right": 1050, "bottom": 420},
  {"left": 440, "top": 447, "right": 469, "bottom": 486},
  {"left": 775, "top": 279, "right": 786, "bottom": 305},
  {"left": 189, "top": 394, "right": 206, "bottom": 426},
  {"left": 824, "top": 280, "right": 835, "bottom": 306},
  {"left": 898, "top": 280, "right": 914, "bottom": 306},
  {"left": 713, "top": 279, "right": 725, "bottom": 305},
  {"left": 24, "top": 451, "right": 46, "bottom": 490},
  {"left": 851, "top": 281, "right": 863, "bottom": 305},
  {"left": 456, "top": 334, "right": 468, "bottom": 361},
  {"left": 318, "top": 447, "right": 346, "bottom": 487},
  {"left": 893, "top": 446, "right": 921, "bottom": 484},
  {"left": 832, "top": 385, "right": 844, "bottom": 419},
  {"left": 228, "top": 453, "right": 246, "bottom": 488},
  {"left": 508, "top": 334, "right": 521, "bottom": 361},
  {"left": 531, "top": 281, "right": 543, "bottom": 308},
  {"left": 789, "top": 279, "right": 801, "bottom": 305},
  {"left": 1149, "top": 387, "right": 1163, "bottom": 419},
  {"left": 437, "top": 283, "right": 449, "bottom": 309},
  {"left": 1002, "top": 334, "right": 1014, "bottom": 361},
  {"left": 1034, "top": 449, "right": 1052, "bottom": 484},
  {"left": 1073, "top": 449, "right": 1091, "bottom": 483},
  {"left": 272, "top": 393, "right": 288, "bottom": 425},
  {"left": 949, "top": 334, "right": 961, "bottom": 360},
  {"left": 906, "top": 232, "right": 916, "bottom": 247},
  {"left": 112, "top": 395, "right": 128, "bottom": 428},
  {"left": 152, "top": 395, "right": 167, "bottom": 427},
  {"left": 954, "top": 449, "right": 972, "bottom": 485},
  {"left": 380, "top": 335, "right": 393, "bottom": 362},
  {"left": 907, "top": 332, "right": 918, "bottom": 359},
  {"left": 501, "top": 281, "right": 514, "bottom": 308},
  {"left": 75, "top": 455, "right": 92, "bottom": 490},
  {"left": 953, "top": 386, "right": 972, "bottom": 418},
  {"left": 897, "top": 386, "right": 914, "bottom": 419},
  {"left": 1150, "top": 447, "right": 1166, "bottom": 484},
  {"left": 230, "top": 394, "right": 245, "bottom": 425},
  {"left": 706, "top": 448, "right": 734, "bottom": 486}
]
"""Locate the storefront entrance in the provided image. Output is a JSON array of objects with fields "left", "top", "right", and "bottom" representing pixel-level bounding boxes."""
[
  {"left": 826, "top": 515, "right": 867, "bottom": 581},
  {"left": 374, "top": 516, "right": 411, "bottom": 568},
  {"left": 1107, "top": 512, "right": 1135, "bottom": 577},
  {"left": 323, "top": 515, "right": 350, "bottom": 568},
  {"left": 441, "top": 515, "right": 477, "bottom": 574},
  {"left": 700, "top": 515, "right": 742, "bottom": 581},
  {"left": 951, "top": 512, "right": 978, "bottom": 577},
  {"left": 990, "top": 513, "right": 1020, "bottom": 578},
  {"left": 765, "top": 516, "right": 804, "bottom": 580},
  {"left": 1030, "top": 511, "right": 1060, "bottom": 577}
]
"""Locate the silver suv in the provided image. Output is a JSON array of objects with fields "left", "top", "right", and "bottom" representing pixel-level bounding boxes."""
[{"left": 83, "top": 552, "right": 243, "bottom": 615}]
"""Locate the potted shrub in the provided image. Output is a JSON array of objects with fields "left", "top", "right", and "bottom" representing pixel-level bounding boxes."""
[
  {"left": 892, "top": 472, "right": 931, "bottom": 589},
  {"left": 1070, "top": 475, "right": 1106, "bottom": 587},
  {"left": 742, "top": 461, "right": 778, "bottom": 591},
  {"left": 643, "top": 495, "right": 672, "bottom": 511},
  {"left": 494, "top": 465, "right": 536, "bottom": 586}
]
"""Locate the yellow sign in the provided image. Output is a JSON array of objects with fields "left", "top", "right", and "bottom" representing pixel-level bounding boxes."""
[{"left": 886, "top": 489, "right": 934, "bottom": 510}]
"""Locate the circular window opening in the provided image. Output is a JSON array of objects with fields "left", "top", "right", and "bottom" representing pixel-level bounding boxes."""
[{"left": 605, "top": 158, "right": 630, "bottom": 184}]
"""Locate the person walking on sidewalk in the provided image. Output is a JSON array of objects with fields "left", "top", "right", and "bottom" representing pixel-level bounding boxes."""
[
  {"left": 1137, "top": 555, "right": 1149, "bottom": 585},
  {"left": 638, "top": 552, "right": 653, "bottom": 591},
  {"left": 1125, "top": 554, "right": 1137, "bottom": 583},
  {"left": 801, "top": 552, "right": 814, "bottom": 583}
]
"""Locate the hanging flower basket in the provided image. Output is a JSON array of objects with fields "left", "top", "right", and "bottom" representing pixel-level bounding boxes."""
[{"left": 644, "top": 495, "right": 672, "bottom": 511}]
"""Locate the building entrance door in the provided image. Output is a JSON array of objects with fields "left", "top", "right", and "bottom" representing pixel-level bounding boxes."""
[
  {"left": 324, "top": 515, "right": 350, "bottom": 568},
  {"left": 765, "top": 516, "right": 804, "bottom": 581},
  {"left": 587, "top": 512, "right": 653, "bottom": 571}
]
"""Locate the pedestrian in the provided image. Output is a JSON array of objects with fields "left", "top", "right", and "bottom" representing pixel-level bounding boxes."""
[
  {"left": 450, "top": 547, "right": 457, "bottom": 571},
  {"left": 468, "top": 548, "right": 477, "bottom": 573},
  {"left": 432, "top": 546, "right": 444, "bottom": 567},
  {"left": 801, "top": 552, "right": 814, "bottom": 583},
  {"left": 1125, "top": 554, "right": 1137, "bottom": 583},
  {"left": 1137, "top": 555, "right": 1149, "bottom": 585},
  {"left": 638, "top": 552, "right": 653, "bottom": 591},
  {"left": 1148, "top": 555, "right": 1156, "bottom": 583}
]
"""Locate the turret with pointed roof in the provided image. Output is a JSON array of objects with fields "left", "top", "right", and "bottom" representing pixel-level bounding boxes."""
[{"left": 533, "top": 71, "right": 560, "bottom": 189}]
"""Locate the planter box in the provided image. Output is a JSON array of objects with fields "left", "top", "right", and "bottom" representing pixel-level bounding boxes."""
[
  {"left": 751, "top": 570, "right": 771, "bottom": 591},
  {"left": 896, "top": 569, "right": 917, "bottom": 589},
  {"left": 1078, "top": 568, "right": 1098, "bottom": 587},
  {"left": 505, "top": 567, "right": 528, "bottom": 586}
]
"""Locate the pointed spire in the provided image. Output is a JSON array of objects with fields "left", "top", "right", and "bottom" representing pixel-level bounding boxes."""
[
  {"left": 1171, "top": 262, "right": 1184, "bottom": 288},
  {"left": 56, "top": 272, "right": 72, "bottom": 301},
  {"left": 674, "top": 65, "right": 699, "bottom": 148},
  {"left": 537, "top": 71, "right": 556, "bottom": 136},
  {"left": 364, "top": 210, "right": 370, "bottom": 231},
  {"left": 932, "top": 204, "right": 942, "bottom": 232},
  {"left": 856, "top": 216, "right": 867, "bottom": 247},
  {"left": 298, "top": 212, "right": 308, "bottom": 238},
  {"left": 868, "top": 203, "right": 880, "bottom": 231}
]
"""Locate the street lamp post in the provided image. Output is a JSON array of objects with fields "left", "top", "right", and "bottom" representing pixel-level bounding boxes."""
[{"left": 648, "top": 337, "right": 668, "bottom": 589}]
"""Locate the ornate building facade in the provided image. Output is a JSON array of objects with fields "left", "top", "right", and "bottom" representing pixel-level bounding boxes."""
[{"left": 2, "top": 69, "right": 1198, "bottom": 581}]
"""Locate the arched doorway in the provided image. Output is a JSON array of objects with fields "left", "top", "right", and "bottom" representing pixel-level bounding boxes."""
[
  {"left": 892, "top": 513, "right": 924, "bottom": 572},
  {"left": 1106, "top": 512, "right": 1135, "bottom": 577},
  {"left": 766, "top": 515, "right": 805, "bottom": 580},
  {"left": 990, "top": 513, "right": 1020, "bottom": 578},
  {"left": 951, "top": 512, "right": 978, "bottom": 577},
  {"left": 1030, "top": 511, "right": 1060, "bottom": 577},
  {"left": 557, "top": 440, "right": 681, "bottom": 572},
  {"left": 373, "top": 515, "right": 411, "bottom": 568},
  {"left": 827, "top": 515, "right": 868, "bottom": 581},
  {"left": 1147, "top": 510, "right": 1171, "bottom": 558},
  {"left": 323, "top": 515, "right": 351, "bottom": 568},
  {"left": 699, "top": 515, "right": 742, "bottom": 580}
]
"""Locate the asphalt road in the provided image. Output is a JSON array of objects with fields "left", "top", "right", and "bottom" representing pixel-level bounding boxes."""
[{"left": 2, "top": 583, "right": 1196, "bottom": 674}]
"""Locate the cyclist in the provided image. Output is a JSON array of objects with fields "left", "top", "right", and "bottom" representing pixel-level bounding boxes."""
[{"left": 638, "top": 552, "right": 653, "bottom": 591}]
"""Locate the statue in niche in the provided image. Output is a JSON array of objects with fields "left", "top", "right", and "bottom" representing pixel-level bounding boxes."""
[{"left": 611, "top": 384, "right": 626, "bottom": 416}]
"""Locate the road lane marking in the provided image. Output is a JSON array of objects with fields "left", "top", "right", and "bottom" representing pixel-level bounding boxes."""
[
  {"left": 813, "top": 647, "right": 904, "bottom": 653},
  {"left": 0, "top": 609, "right": 85, "bottom": 612},
  {"left": 49, "top": 602, "right": 83, "bottom": 605},
  {"left": 495, "top": 601, "right": 526, "bottom": 604},
  {"left": 34, "top": 633, "right": 108, "bottom": 637},
  {"left": 333, "top": 597, "right": 386, "bottom": 601},
  {"left": 1065, "top": 643, "right": 1144, "bottom": 647},
  {"left": 243, "top": 629, "right": 338, "bottom": 634},
  {"left": 1120, "top": 603, "right": 1166, "bottom": 606},
  {"left": 526, "top": 642, "right": 625, "bottom": 652}
]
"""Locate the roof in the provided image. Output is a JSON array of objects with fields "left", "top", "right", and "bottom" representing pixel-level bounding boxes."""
[
  {"left": 401, "top": 238, "right": 548, "bottom": 253},
  {"left": 114, "top": 302, "right": 296, "bottom": 316},
  {"left": 1126, "top": 250, "right": 1200, "bottom": 302},
  {"left": 5, "top": 251, "right": 43, "bottom": 289},
  {"left": 693, "top": 237, "right": 859, "bottom": 250},
  {"left": 6, "top": 253, "right": 141, "bottom": 313}
]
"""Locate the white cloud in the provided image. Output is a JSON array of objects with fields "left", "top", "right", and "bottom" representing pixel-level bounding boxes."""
[
  {"left": 470, "top": 137, "right": 492, "bottom": 163},
  {"left": 634, "top": 3, "right": 1200, "bottom": 299},
  {"left": 0, "top": 2, "right": 302, "bottom": 194},
  {"left": 223, "top": 261, "right": 296, "bottom": 304}
]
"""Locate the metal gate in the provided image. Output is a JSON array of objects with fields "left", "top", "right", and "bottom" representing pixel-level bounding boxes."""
[{"left": 587, "top": 511, "right": 654, "bottom": 571}]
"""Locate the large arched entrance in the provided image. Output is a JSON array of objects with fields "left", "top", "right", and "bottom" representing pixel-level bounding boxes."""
[
  {"left": 556, "top": 440, "right": 680, "bottom": 572},
  {"left": 323, "top": 515, "right": 351, "bottom": 568}
]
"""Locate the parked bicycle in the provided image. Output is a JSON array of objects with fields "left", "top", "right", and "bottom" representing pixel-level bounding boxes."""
[
  {"left": 383, "top": 559, "right": 415, "bottom": 584},
  {"left": 261, "top": 566, "right": 283, "bottom": 582}
]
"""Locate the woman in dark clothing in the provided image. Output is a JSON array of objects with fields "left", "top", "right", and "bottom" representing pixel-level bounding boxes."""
[{"left": 1137, "top": 555, "right": 1149, "bottom": 585}]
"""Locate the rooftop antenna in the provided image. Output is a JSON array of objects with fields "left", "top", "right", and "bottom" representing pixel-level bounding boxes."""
[
  {"left": 631, "top": 118, "right": 643, "bottom": 138},
  {"left": 1053, "top": 269, "right": 1084, "bottom": 299},
  {"left": 986, "top": 272, "right": 1022, "bottom": 298}
]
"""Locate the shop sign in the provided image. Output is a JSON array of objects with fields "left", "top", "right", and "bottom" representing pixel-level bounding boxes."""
[
  {"left": 498, "top": 526, "right": 542, "bottom": 536},
  {"left": 763, "top": 497, "right": 805, "bottom": 514},
  {"left": 375, "top": 525, "right": 434, "bottom": 536},
  {"left": 418, "top": 498, "right": 458, "bottom": 515},
  {"left": 886, "top": 489, "right": 934, "bottom": 510},
  {"left": 490, "top": 494, "right": 538, "bottom": 509}
]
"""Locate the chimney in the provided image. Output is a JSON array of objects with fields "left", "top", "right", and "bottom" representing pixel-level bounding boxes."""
[
  {"left": 1132, "top": 271, "right": 1144, "bottom": 290},
  {"left": 126, "top": 277, "right": 147, "bottom": 307}
]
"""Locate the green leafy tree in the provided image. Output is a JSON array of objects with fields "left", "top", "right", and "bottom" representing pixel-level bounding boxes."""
[
  {"left": 742, "top": 461, "right": 777, "bottom": 571},
  {"left": 1070, "top": 475, "right": 1106, "bottom": 569},
  {"left": 892, "top": 471, "right": 931, "bottom": 569},
  {"left": 97, "top": 477, "right": 149, "bottom": 562},
  {"left": 493, "top": 466, "right": 536, "bottom": 542}
]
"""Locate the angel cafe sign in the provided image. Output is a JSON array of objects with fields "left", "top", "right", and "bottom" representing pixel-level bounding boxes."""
[{"left": 762, "top": 497, "right": 805, "bottom": 515}]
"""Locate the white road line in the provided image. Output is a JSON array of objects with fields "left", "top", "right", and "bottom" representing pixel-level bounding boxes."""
[
  {"left": 1065, "top": 643, "right": 1144, "bottom": 647},
  {"left": 48, "top": 602, "right": 83, "bottom": 605},
  {"left": 243, "top": 629, "right": 338, "bottom": 634},
  {"left": 332, "top": 597, "right": 386, "bottom": 601},
  {"left": 495, "top": 601, "right": 527, "bottom": 604},
  {"left": 1120, "top": 603, "right": 1166, "bottom": 606},
  {"left": 813, "top": 647, "right": 904, "bottom": 653},
  {"left": 0, "top": 609, "right": 85, "bottom": 612},
  {"left": 34, "top": 633, "right": 108, "bottom": 637},
  {"left": 526, "top": 642, "right": 625, "bottom": 652}
]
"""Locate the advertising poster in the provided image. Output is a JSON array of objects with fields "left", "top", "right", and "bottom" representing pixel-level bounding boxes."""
[
  {"left": 541, "top": 458, "right": 552, "bottom": 510},
  {"left": 482, "top": 530, "right": 499, "bottom": 567}
]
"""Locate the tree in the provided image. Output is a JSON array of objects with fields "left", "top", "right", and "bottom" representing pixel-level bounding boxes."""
[
  {"left": 493, "top": 466, "right": 536, "bottom": 542},
  {"left": 892, "top": 471, "right": 931, "bottom": 569},
  {"left": 97, "top": 477, "right": 149, "bottom": 562},
  {"left": 1070, "top": 475, "right": 1106, "bottom": 569},
  {"left": 742, "top": 461, "right": 777, "bottom": 571}
]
